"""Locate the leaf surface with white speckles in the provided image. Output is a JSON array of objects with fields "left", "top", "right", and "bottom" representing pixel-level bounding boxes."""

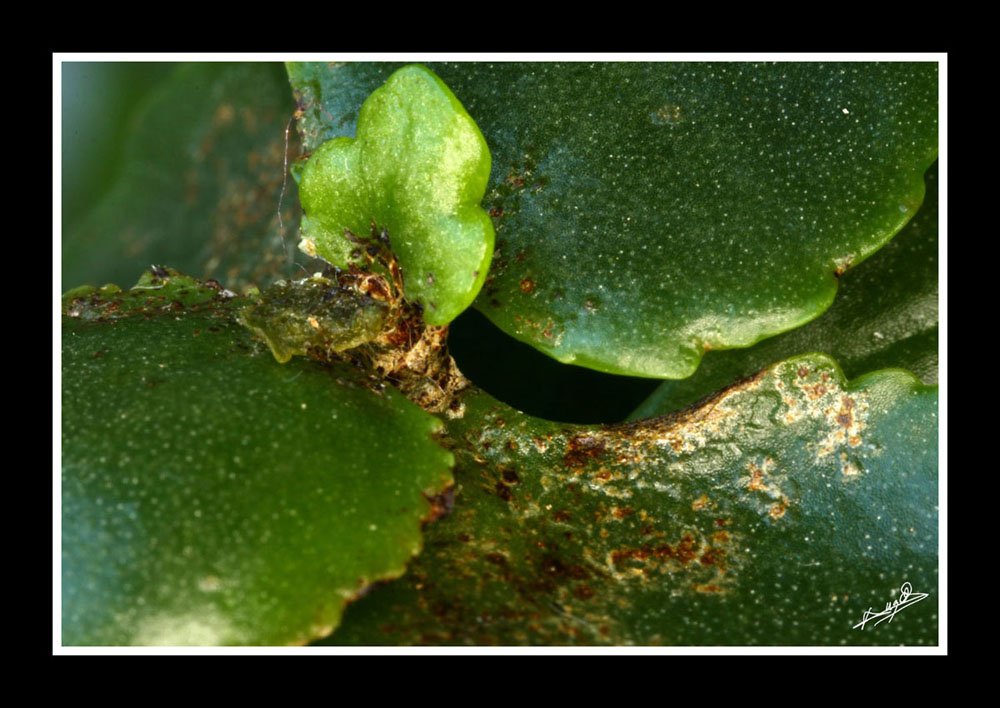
[
  {"left": 61, "top": 269, "right": 453, "bottom": 646},
  {"left": 289, "top": 62, "right": 937, "bottom": 378},
  {"left": 630, "top": 161, "right": 939, "bottom": 418},
  {"left": 322, "top": 354, "right": 938, "bottom": 646}
]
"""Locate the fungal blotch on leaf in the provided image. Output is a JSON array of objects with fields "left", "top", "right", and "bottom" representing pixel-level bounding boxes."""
[{"left": 297, "top": 64, "right": 494, "bottom": 326}]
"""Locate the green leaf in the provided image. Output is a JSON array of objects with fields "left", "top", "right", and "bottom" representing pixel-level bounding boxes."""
[
  {"left": 288, "top": 62, "right": 937, "bottom": 378},
  {"left": 323, "top": 355, "right": 937, "bottom": 645},
  {"left": 62, "top": 269, "right": 453, "bottom": 645},
  {"left": 293, "top": 64, "right": 494, "bottom": 326},
  {"left": 630, "top": 161, "right": 939, "bottom": 419},
  {"left": 63, "top": 63, "right": 301, "bottom": 293}
]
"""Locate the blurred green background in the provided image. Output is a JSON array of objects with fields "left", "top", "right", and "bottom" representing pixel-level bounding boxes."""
[
  {"left": 61, "top": 62, "right": 304, "bottom": 295},
  {"left": 62, "top": 63, "right": 179, "bottom": 229}
]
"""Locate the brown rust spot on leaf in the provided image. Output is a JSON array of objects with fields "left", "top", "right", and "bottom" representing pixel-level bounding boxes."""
[
  {"left": 501, "top": 469, "right": 521, "bottom": 484},
  {"left": 833, "top": 252, "right": 856, "bottom": 277},
  {"left": 423, "top": 486, "right": 455, "bottom": 523},
  {"left": 564, "top": 434, "right": 607, "bottom": 469},
  {"left": 693, "top": 583, "right": 722, "bottom": 593},
  {"left": 699, "top": 547, "right": 726, "bottom": 567},
  {"left": 610, "top": 533, "right": 699, "bottom": 568},
  {"left": 803, "top": 383, "right": 827, "bottom": 400},
  {"left": 484, "top": 552, "right": 508, "bottom": 567},
  {"left": 814, "top": 387, "right": 869, "bottom": 462},
  {"left": 835, "top": 396, "right": 855, "bottom": 428},
  {"left": 495, "top": 481, "right": 513, "bottom": 502}
]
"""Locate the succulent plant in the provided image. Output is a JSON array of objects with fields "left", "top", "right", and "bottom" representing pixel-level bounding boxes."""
[{"left": 61, "top": 61, "right": 938, "bottom": 647}]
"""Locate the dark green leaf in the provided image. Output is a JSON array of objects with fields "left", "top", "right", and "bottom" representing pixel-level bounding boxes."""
[
  {"left": 62, "top": 270, "right": 453, "bottom": 645},
  {"left": 630, "top": 162, "right": 938, "bottom": 419},
  {"left": 325, "top": 355, "right": 937, "bottom": 645},
  {"left": 288, "top": 62, "right": 938, "bottom": 378}
]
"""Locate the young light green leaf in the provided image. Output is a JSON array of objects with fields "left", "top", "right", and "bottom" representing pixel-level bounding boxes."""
[{"left": 297, "top": 64, "right": 494, "bottom": 326}]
